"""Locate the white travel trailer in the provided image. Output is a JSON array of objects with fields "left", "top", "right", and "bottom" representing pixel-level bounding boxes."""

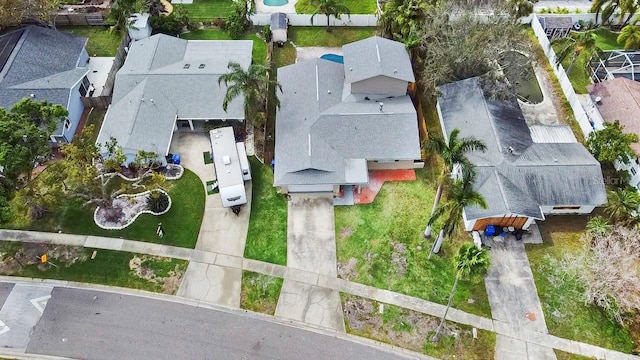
[{"left": 210, "top": 127, "right": 250, "bottom": 207}]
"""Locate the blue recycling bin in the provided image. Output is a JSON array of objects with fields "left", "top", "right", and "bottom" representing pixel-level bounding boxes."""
[
  {"left": 484, "top": 225, "right": 496, "bottom": 237},
  {"left": 172, "top": 154, "right": 181, "bottom": 165}
]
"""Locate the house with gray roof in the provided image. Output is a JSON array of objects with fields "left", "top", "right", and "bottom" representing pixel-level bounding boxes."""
[
  {"left": 438, "top": 77, "right": 607, "bottom": 232},
  {"left": 274, "top": 36, "right": 422, "bottom": 194},
  {"left": 0, "top": 25, "right": 90, "bottom": 145},
  {"left": 96, "top": 34, "right": 252, "bottom": 163}
]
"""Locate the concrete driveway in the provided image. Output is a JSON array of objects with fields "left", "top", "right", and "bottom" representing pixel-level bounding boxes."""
[
  {"left": 275, "top": 194, "right": 345, "bottom": 331},
  {"left": 170, "top": 132, "right": 251, "bottom": 308}
]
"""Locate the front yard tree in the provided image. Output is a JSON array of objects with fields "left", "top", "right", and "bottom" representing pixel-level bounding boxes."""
[
  {"left": 218, "top": 61, "right": 282, "bottom": 127},
  {"left": 0, "top": 99, "right": 66, "bottom": 185},
  {"left": 586, "top": 120, "right": 639, "bottom": 165},
  {"left": 553, "top": 31, "right": 603, "bottom": 75},
  {"left": 617, "top": 22, "right": 640, "bottom": 50},
  {"left": 432, "top": 243, "right": 490, "bottom": 342},
  {"left": 422, "top": 129, "right": 487, "bottom": 238},
  {"left": 310, "top": 0, "right": 350, "bottom": 31}
]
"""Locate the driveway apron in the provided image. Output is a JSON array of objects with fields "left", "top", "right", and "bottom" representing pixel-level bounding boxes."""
[
  {"left": 485, "top": 236, "right": 557, "bottom": 360},
  {"left": 170, "top": 132, "right": 250, "bottom": 309},
  {"left": 275, "top": 194, "right": 345, "bottom": 331}
]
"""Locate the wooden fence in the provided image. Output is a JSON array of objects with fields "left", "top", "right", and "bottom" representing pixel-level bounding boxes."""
[
  {"left": 54, "top": 12, "right": 108, "bottom": 26},
  {"left": 81, "top": 96, "right": 111, "bottom": 108}
]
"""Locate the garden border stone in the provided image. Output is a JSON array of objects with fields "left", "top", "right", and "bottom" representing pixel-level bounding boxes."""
[{"left": 94, "top": 189, "right": 172, "bottom": 230}]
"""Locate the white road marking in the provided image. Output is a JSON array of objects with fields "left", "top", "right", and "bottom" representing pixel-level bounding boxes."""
[
  {"left": 30, "top": 295, "right": 51, "bottom": 314},
  {"left": 0, "top": 320, "right": 10, "bottom": 335}
]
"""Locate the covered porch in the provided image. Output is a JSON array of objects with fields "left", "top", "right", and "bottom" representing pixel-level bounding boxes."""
[{"left": 333, "top": 169, "right": 416, "bottom": 206}]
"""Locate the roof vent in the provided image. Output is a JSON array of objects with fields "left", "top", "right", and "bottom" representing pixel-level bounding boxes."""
[
  {"left": 199, "top": 64, "right": 205, "bottom": 69},
  {"left": 378, "top": 102, "right": 384, "bottom": 112},
  {"left": 393, "top": 69, "right": 398, "bottom": 74},
  {"left": 223, "top": 155, "right": 231, "bottom": 165},
  {"left": 594, "top": 96, "right": 602, "bottom": 104},
  {"left": 327, "top": 90, "right": 331, "bottom": 94},
  {"left": 183, "top": 64, "right": 190, "bottom": 69},
  {"left": 30, "top": 94, "right": 35, "bottom": 98}
]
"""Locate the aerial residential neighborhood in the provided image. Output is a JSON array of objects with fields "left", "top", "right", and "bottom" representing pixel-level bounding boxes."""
[{"left": 0, "top": 0, "right": 639, "bottom": 359}]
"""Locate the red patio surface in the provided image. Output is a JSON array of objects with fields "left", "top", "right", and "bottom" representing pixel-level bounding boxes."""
[{"left": 354, "top": 169, "right": 416, "bottom": 204}]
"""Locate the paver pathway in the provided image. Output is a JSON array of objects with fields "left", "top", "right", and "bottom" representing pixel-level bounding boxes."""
[{"left": 0, "top": 230, "right": 637, "bottom": 360}]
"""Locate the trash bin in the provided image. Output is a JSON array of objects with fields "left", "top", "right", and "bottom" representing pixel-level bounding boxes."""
[
  {"left": 172, "top": 154, "right": 181, "bottom": 165},
  {"left": 484, "top": 225, "right": 496, "bottom": 237}
]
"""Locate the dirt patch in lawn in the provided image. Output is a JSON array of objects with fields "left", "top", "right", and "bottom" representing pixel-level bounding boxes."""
[
  {"left": 337, "top": 257, "right": 358, "bottom": 280},
  {"left": 129, "top": 255, "right": 186, "bottom": 294},
  {"left": 0, "top": 243, "right": 87, "bottom": 274}
]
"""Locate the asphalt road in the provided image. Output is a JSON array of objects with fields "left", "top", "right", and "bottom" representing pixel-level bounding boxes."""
[{"left": 26, "top": 287, "right": 418, "bottom": 360}]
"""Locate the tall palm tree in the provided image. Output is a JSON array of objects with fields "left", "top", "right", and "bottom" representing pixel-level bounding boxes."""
[
  {"left": 432, "top": 243, "right": 490, "bottom": 342},
  {"left": 618, "top": 23, "right": 640, "bottom": 50},
  {"left": 553, "top": 31, "right": 603, "bottom": 75},
  {"left": 423, "top": 129, "right": 487, "bottom": 237},
  {"left": 618, "top": 0, "right": 639, "bottom": 26},
  {"left": 378, "top": 0, "right": 428, "bottom": 41},
  {"left": 591, "top": 0, "right": 616, "bottom": 24},
  {"left": 218, "top": 61, "right": 282, "bottom": 125},
  {"left": 606, "top": 187, "right": 640, "bottom": 225},
  {"left": 310, "top": 0, "right": 350, "bottom": 31},
  {"left": 427, "top": 172, "right": 488, "bottom": 258}
]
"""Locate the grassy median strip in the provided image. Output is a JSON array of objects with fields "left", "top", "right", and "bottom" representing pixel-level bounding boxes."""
[
  {"left": 240, "top": 271, "right": 283, "bottom": 315},
  {"left": 0, "top": 241, "right": 188, "bottom": 294}
]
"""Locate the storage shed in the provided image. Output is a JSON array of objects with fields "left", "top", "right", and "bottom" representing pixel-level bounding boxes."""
[
  {"left": 210, "top": 127, "right": 250, "bottom": 207},
  {"left": 128, "top": 13, "right": 152, "bottom": 40},
  {"left": 270, "top": 13, "right": 288, "bottom": 44}
]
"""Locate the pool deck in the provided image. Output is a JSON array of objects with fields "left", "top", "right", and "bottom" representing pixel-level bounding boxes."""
[
  {"left": 255, "top": 0, "right": 298, "bottom": 14},
  {"left": 295, "top": 47, "right": 343, "bottom": 62}
]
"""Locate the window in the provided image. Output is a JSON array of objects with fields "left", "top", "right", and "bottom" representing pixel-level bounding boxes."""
[
  {"left": 79, "top": 76, "right": 91, "bottom": 97},
  {"left": 227, "top": 196, "right": 241, "bottom": 202},
  {"left": 631, "top": 167, "right": 637, "bottom": 176},
  {"left": 64, "top": 118, "right": 71, "bottom": 130}
]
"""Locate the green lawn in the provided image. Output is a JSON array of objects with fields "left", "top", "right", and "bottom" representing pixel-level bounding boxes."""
[
  {"left": 0, "top": 242, "right": 188, "bottom": 293},
  {"left": 295, "top": 0, "right": 378, "bottom": 14},
  {"left": 527, "top": 215, "right": 635, "bottom": 353},
  {"left": 181, "top": 29, "right": 267, "bottom": 64},
  {"left": 335, "top": 167, "right": 492, "bottom": 317},
  {"left": 86, "top": 108, "right": 106, "bottom": 144},
  {"left": 289, "top": 27, "right": 377, "bottom": 47},
  {"left": 274, "top": 42, "right": 297, "bottom": 68},
  {"left": 181, "top": 0, "right": 234, "bottom": 19},
  {"left": 240, "top": 271, "right": 283, "bottom": 315},
  {"left": 19, "top": 169, "right": 205, "bottom": 249},
  {"left": 244, "top": 157, "right": 287, "bottom": 265},
  {"left": 59, "top": 26, "right": 122, "bottom": 57}
]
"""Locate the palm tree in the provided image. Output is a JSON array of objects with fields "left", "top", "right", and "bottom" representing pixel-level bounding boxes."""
[
  {"left": 422, "top": 129, "right": 487, "bottom": 238},
  {"left": 618, "top": 23, "right": 640, "bottom": 50},
  {"left": 586, "top": 216, "right": 611, "bottom": 236},
  {"left": 606, "top": 187, "right": 640, "bottom": 225},
  {"left": 432, "top": 243, "right": 490, "bottom": 342},
  {"left": 310, "top": 0, "right": 350, "bottom": 31},
  {"left": 218, "top": 61, "right": 282, "bottom": 125},
  {"left": 427, "top": 172, "right": 488, "bottom": 258},
  {"left": 618, "top": 0, "right": 639, "bottom": 26},
  {"left": 378, "top": 0, "right": 428, "bottom": 41},
  {"left": 591, "top": 0, "right": 616, "bottom": 24},
  {"left": 553, "top": 31, "right": 603, "bottom": 75}
]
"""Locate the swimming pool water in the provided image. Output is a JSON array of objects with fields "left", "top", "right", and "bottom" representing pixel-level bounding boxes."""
[
  {"left": 320, "top": 53, "right": 344, "bottom": 64},
  {"left": 264, "top": 0, "right": 288, "bottom": 6}
]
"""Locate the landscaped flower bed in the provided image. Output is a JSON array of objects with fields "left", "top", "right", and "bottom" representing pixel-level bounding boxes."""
[
  {"left": 94, "top": 189, "right": 172, "bottom": 230},
  {"left": 109, "top": 164, "right": 184, "bottom": 182}
]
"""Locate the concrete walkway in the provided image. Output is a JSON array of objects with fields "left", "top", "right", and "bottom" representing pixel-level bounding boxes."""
[
  {"left": 169, "top": 132, "right": 252, "bottom": 308},
  {"left": 0, "top": 230, "right": 637, "bottom": 359},
  {"left": 486, "top": 236, "right": 557, "bottom": 360},
  {"left": 275, "top": 194, "right": 345, "bottom": 331}
]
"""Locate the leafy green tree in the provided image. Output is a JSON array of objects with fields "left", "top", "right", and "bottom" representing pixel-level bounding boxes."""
[
  {"left": 108, "top": 0, "right": 143, "bottom": 34},
  {"left": 0, "top": 99, "right": 66, "bottom": 185},
  {"left": 0, "top": 0, "right": 59, "bottom": 29},
  {"left": 553, "top": 31, "right": 603, "bottom": 75},
  {"left": 618, "top": 0, "right": 639, "bottom": 26},
  {"left": 378, "top": 0, "right": 429, "bottom": 41},
  {"left": 432, "top": 243, "right": 490, "bottom": 342},
  {"left": 310, "top": 0, "right": 350, "bottom": 31},
  {"left": 218, "top": 61, "right": 282, "bottom": 126},
  {"left": 586, "top": 120, "right": 639, "bottom": 165},
  {"left": 422, "top": 129, "right": 487, "bottom": 237},
  {"left": 146, "top": 0, "right": 165, "bottom": 17},
  {"left": 149, "top": 4, "right": 191, "bottom": 36},
  {"left": 606, "top": 187, "right": 640, "bottom": 225},
  {"left": 226, "top": 0, "right": 252, "bottom": 39},
  {"left": 617, "top": 22, "right": 640, "bottom": 50}
]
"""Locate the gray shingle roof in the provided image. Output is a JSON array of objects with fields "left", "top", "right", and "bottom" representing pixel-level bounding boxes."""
[
  {"left": 0, "top": 25, "right": 87, "bottom": 112},
  {"left": 438, "top": 77, "right": 607, "bottom": 220},
  {"left": 98, "top": 34, "right": 253, "bottom": 157},
  {"left": 274, "top": 47, "right": 420, "bottom": 187},
  {"left": 342, "top": 36, "right": 415, "bottom": 84}
]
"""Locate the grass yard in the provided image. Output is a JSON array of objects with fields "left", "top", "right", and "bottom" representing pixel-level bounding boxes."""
[
  {"left": 295, "top": 0, "right": 378, "bottom": 14},
  {"left": 180, "top": 29, "right": 267, "bottom": 64},
  {"left": 335, "top": 166, "right": 492, "bottom": 317},
  {"left": 527, "top": 215, "right": 635, "bottom": 353},
  {"left": 0, "top": 242, "right": 188, "bottom": 293},
  {"left": 240, "top": 271, "right": 283, "bottom": 315},
  {"left": 244, "top": 157, "right": 287, "bottom": 265},
  {"left": 274, "top": 42, "right": 297, "bottom": 68},
  {"left": 17, "top": 169, "right": 205, "bottom": 249},
  {"left": 181, "top": 0, "right": 234, "bottom": 19},
  {"left": 289, "top": 27, "right": 377, "bottom": 47},
  {"left": 59, "top": 26, "right": 122, "bottom": 57},
  {"left": 342, "top": 294, "right": 495, "bottom": 359},
  {"left": 86, "top": 108, "right": 106, "bottom": 144}
]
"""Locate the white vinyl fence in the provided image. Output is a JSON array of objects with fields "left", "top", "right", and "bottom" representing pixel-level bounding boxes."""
[
  {"left": 250, "top": 14, "right": 378, "bottom": 27},
  {"left": 530, "top": 14, "right": 605, "bottom": 138}
]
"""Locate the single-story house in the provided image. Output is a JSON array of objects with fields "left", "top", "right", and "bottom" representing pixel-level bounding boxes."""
[
  {"left": 270, "top": 13, "right": 287, "bottom": 43},
  {"left": 274, "top": 36, "right": 422, "bottom": 194},
  {"left": 438, "top": 77, "right": 607, "bottom": 231},
  {"left": 0, "top": 25, "right": 90, "bottom": 145},
  {"left": 588, "top": 77, "right": 640, "bottom": 189},
  {"left": 210, "top": 127, "right": 251, "bottom": 207},
  {"left": 96, "top": 34, "right": 253, "bottom": 163}
]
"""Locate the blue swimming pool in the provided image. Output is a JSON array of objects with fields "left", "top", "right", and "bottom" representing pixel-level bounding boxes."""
[
  {"left": 320, "top": 53, "right": 344, "bottom": 64},
  {"left": 264, "top": 0, "right": 288, "bottom": 6}
]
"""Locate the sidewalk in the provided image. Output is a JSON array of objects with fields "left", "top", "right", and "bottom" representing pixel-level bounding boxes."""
[{"left": 0, "top": 230, "right": 637, "bottom": 359}]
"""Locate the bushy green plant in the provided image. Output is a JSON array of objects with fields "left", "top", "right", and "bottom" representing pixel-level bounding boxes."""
[
  {"left": 226, "top": 0, "right": 252, "bottom": 39},
  {"left": 148, "top": 191, "right": 169, "bottom": 213}
]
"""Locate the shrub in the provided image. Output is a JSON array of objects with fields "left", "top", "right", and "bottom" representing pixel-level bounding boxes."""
[{"left": 148, "top": 191, "right": 170, "bottom": 213}]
